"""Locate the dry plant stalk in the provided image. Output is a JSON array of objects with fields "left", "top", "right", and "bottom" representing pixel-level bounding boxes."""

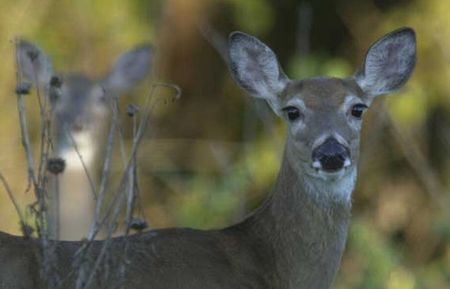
[
  {"left": 74, "top": 83, "right": 180, "bottom": 289},
  {"left": 6, "top": 37, "right": 181, "bottom": 289}
]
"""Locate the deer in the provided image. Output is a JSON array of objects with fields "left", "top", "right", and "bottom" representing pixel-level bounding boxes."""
[
  {"left": 16, "top": 40, "right": 152, "bottom": 240},
  {"left": 0, "top": 27, "right": 415, "bottom": 289}
]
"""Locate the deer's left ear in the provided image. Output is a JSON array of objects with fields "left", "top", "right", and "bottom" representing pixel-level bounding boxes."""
[
  {"left": 354, "top": 28, "right": 416, "bottom": 101},
  {"left": 104, "top": 44, "right": 153, "bottom": 96}
]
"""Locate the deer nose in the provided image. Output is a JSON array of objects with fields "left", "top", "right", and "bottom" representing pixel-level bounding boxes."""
[{"left": 312, "top": 138, "right": 350, "bottom": 172}]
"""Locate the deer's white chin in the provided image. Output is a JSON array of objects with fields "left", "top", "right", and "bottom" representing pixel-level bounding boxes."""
[
  {"left": 316, "top": 168, "right": 348, "bottom": 181},
  {"left": 303, "top": 166, "right": 357, "bottom": 204}
]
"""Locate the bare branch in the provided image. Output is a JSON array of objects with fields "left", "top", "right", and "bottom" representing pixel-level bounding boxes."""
[
  {"left": 0, "top": 172, "right": 27, "bottom": 227},
  {"left": 14, "top": 38, "right": 38, "bottom": 188},
  {"left": 65, "top": 128, "right": 98, "bottom": 199}
]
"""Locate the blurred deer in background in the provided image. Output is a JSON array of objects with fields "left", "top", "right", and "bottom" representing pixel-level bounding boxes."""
[
  {"left": 0, "top": 27, "right": 415, "bottom": 289},
  {"left": 16, "top": 41, "right": 152, "bottom": 240}
]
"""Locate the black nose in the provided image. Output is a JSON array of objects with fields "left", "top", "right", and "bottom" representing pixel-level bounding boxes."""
[{"left": 312, "top": 138, "right": 350, "bottom": 172}]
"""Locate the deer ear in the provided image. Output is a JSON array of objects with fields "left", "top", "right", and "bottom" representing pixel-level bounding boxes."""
[
  {"left": 355, "top": 28, "right": 416, "bottom": 100},
  {"left": 228, "top": 32, "right": 288, "bottom": 110},
  {"left": 16, "top": 39, "right": 53, "bottom": 88},
  {"left": 104, "top": 44, "right": 153, "bottom": 96}
]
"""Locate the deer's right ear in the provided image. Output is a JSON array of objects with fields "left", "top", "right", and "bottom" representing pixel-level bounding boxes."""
[
  {"left": 228, "top": 32, "right": 289, "bottom": 110},
  {"left": 16, "top": 40, "right": 53, "bottom": 87}
]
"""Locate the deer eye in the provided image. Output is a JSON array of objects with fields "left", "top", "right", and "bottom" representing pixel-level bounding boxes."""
[
  {"left": 350, "top": 103, "right": 368, "bottom": 119},
  {"left": 282, "top": 106, "right": 302, "bottom": 122}
]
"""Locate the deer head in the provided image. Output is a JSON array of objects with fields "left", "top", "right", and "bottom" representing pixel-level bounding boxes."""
[
  {"left": 228, "top": 28, "right": 416, "bottom": 203},
  {"left": 17, "top": 40, "right": 152, "bottom": 164},
  {"left": 16, "top": 40, "right": 153, "bottom": 240}
]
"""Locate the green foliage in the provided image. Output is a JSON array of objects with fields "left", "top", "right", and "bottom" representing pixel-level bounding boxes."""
[
  {"left": 226, "top": 0, "right": 274, "bottom": 35},
  {"left": 289, "top": 54, "right": 352, "bottom": 79},
  {"left": 0, "top": 0, "right": 449, "bottom": 287}
]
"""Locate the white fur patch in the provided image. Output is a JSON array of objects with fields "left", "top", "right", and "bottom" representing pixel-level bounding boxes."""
[
  {"left": 302, "top": 167, "right": 357, "bottom": 204},
  {"left": 60, "top": 131, "right": 96, "bottom": 169}
]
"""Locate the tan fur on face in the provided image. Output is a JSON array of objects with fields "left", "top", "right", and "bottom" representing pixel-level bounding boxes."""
[{"left": 281, "top": 77, "right": 364, "bottom": 110}]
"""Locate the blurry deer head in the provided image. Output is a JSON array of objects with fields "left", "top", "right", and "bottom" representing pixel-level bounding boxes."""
[
  {"left": 16, "top": 40, "right": 152, "bottom": 240},
  {"left": 228, "top": 28, "right": 416, "bottom": 202},
  {"left": 17, "top": 40, "right": 152, "bottom": 165}
]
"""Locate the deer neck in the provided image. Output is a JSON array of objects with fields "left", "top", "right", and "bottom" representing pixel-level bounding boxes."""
[
  {"left": 48, "top": 130, "right": 98, "bottom": 240},
  {"left": 243, "top": 148, "right": 355, "bottom": 289}
]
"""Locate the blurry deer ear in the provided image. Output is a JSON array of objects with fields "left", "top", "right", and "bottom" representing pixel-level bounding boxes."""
[
  {"left": 355, "top": 28, "right": 416, "bottom": 101},
  {"left": 16, "top": 39, "right": 53, "bottom": 88},
  {"left": 228, "top": 32, "right": 289, "bottom": 112},
  {"left": 104, "top": 44, "right": 153, "bottom": 96}
]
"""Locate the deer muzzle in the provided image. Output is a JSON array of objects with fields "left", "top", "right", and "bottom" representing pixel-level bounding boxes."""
[{"left": 312, "top": 137, "right": 350, "bottom": 172}]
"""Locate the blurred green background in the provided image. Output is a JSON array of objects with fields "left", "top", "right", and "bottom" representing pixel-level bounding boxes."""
[{"left": 0, "top": 0, "right": 449, "bottom": 288}]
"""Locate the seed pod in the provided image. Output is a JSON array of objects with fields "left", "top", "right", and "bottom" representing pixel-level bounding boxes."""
[
  {"left": 49, "top": 76, "right": 63, "bottom": 102},
  {"left": 129, "top": 218, "right": 148, "bottom": 231},
  {"left": 46, "top": 158, "right": 66, "bottom": 175},
  {"left": 50, "top": 75, "right": 63, "bottom": 88},
  {"left": 126, "top": 103, "right": 140, "bottom": 117},
  {"left": 16, "top": 82, "right": 32, "bottom": 95}
]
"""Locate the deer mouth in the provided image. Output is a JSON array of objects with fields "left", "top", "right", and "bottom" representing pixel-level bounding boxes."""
[{"left": 317, "top": 167, "right": 346, "bottom": 181}]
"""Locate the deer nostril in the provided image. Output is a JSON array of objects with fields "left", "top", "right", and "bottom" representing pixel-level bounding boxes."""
[{"left": 312, "top": 138, "right": 350, "bottom": 172}]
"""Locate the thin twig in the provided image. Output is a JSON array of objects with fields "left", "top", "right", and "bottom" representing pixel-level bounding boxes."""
[
  {"left": 82, "top": 191, "right": 125, "bottom": 288},
  {"left": 119, "top": 110, "right": 140, "bottom": 285},
  {"left": 74, "top": 82, "right": 181, "bottom": 288},
  {"left": 73, "top": 95, "right": 121, "bottom": 289},
  {"left": 0, "top": 172, "right": 26, "bottom": 224},
  {"left": 14, "top": 38, "right": 37, "bottom": 188},
  {"left": 88, "top": 96, "right": 120, "bottom": 238},
  {"left": 35, "top": 59, "right": 51, "bottom": 184},
  {"left": 65, "top": 129, "right": 98, "bottom": 198},
  {"left": 49, "top": 175, "right": 60, "bottom": 240},
  {"left": 91, "top": 83, "right": 179, "bottom": 239},
  {"left": 115, "top": 103, "right": 129, "bottom": 170}
]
